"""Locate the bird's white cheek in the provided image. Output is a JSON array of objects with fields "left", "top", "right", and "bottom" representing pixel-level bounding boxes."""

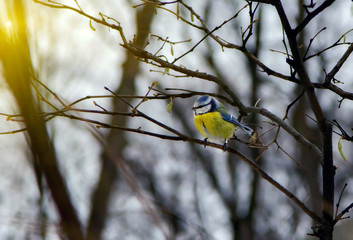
[{"left": 194, "top": 105, "right": 211, "bottom": 115}]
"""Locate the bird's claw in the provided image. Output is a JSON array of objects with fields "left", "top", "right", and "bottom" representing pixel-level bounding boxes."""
[
  {"left": 222, "top": 142, "right": 228, "bottom": 152},
  {"left": 203, "top": 138, "right": 208, "bottom": 148}
]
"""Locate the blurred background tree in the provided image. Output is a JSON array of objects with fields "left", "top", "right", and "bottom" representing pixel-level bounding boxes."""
[{"left": 0, "top": 0, "right": 353, "bottom": 240}]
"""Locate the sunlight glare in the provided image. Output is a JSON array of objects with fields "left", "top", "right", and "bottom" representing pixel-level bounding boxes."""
[
  {"left": 0, "top": 1, "right": 22, "bottom": 37},
  {"left": 4, "top": 20, "right": 13, "bottom": 33},
  {"left": 5, "top": 20, "right": 12, "bottom": 28}
]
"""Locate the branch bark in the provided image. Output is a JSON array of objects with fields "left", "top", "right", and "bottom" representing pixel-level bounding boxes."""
[
  {"left": 271, "top": 1, "right": 335, "bottom": 239},
  {"left": 294, "top": 0, "right": 336, "bottom": 35}
]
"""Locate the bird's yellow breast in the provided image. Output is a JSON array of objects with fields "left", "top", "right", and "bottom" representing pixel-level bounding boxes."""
[{"left": 194, "top": 111, "right": 236, "bottom": 142}]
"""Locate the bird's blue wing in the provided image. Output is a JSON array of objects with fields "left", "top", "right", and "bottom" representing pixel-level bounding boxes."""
[
  {"left": 221, "top": 113, "right": 253, "bottom": 136},
  {"left": 220, "top": 112, "right": 235, "bottom": 124}
]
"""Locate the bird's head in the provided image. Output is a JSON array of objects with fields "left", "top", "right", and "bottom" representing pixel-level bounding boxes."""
[{"left": 192, "top": 95, "right": 218, "bottom": 115}]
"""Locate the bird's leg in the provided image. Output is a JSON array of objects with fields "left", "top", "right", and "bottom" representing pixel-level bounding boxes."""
[
  {"left": 203, "top": 138, "right": 208, "bottom": 148},
  {"left": 222, "top": 139, "right": 228, "bottom": 152}
]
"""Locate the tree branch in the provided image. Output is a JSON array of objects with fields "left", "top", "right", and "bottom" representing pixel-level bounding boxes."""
[
  {"left": 122, "top": 44, "right": 247, "bottom": 114},
  {"left": 226, "top": 146, "right": 324, "bottom": 224},
  {"left": 57, "top": 108, "right": 324, "bottom": 225},
  {"left": 33, "top": 0, "right": 128, "bottom": 44},
  {"left": 334, "top": 202, "right": 353, "bottom": 225},
  {"left": 294, "top": 0, "right": 336, "bottom": 35},
  {"left": 245, "top": 106, "right": 323, "bottom": 161},
  {"left": 325, "top": 43, "right": 353, "bottom": 85}
]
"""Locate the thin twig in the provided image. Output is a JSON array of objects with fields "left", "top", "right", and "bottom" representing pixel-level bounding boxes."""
[
  {"left": 334, "top": 201, "right": 353, "bottom": 225},
  {"left": 303, "top": 27, "right": 327, "bottom": 59},
  {"left": 284, "top": 90, "right": 305, "bottom": 120},
  {"left": 294, "top": 0, "right": 335, "bottom": 35},
  {"left": 304, "top": 29, "right": 353, "bottom": 61},
  {"left": 245, "top": 106, "right": 323, "bottom": 162},
  {"left": 335, "top": 183, "right": 348, "bottom": 218},
  {"left": 172, "top": 5, "right": 247, "bottom": 64},
  {"left": 325, "top": 43, "right": 353, "bottom": 85}
]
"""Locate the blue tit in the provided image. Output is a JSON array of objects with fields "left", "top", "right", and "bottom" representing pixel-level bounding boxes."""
[{"left": 192, "top": 95, "right": 253, "bottom": 144}]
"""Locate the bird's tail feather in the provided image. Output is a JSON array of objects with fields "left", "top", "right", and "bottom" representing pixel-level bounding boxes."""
[{"left": 236, "top": 122, "right": 253, "bottom": 136}]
